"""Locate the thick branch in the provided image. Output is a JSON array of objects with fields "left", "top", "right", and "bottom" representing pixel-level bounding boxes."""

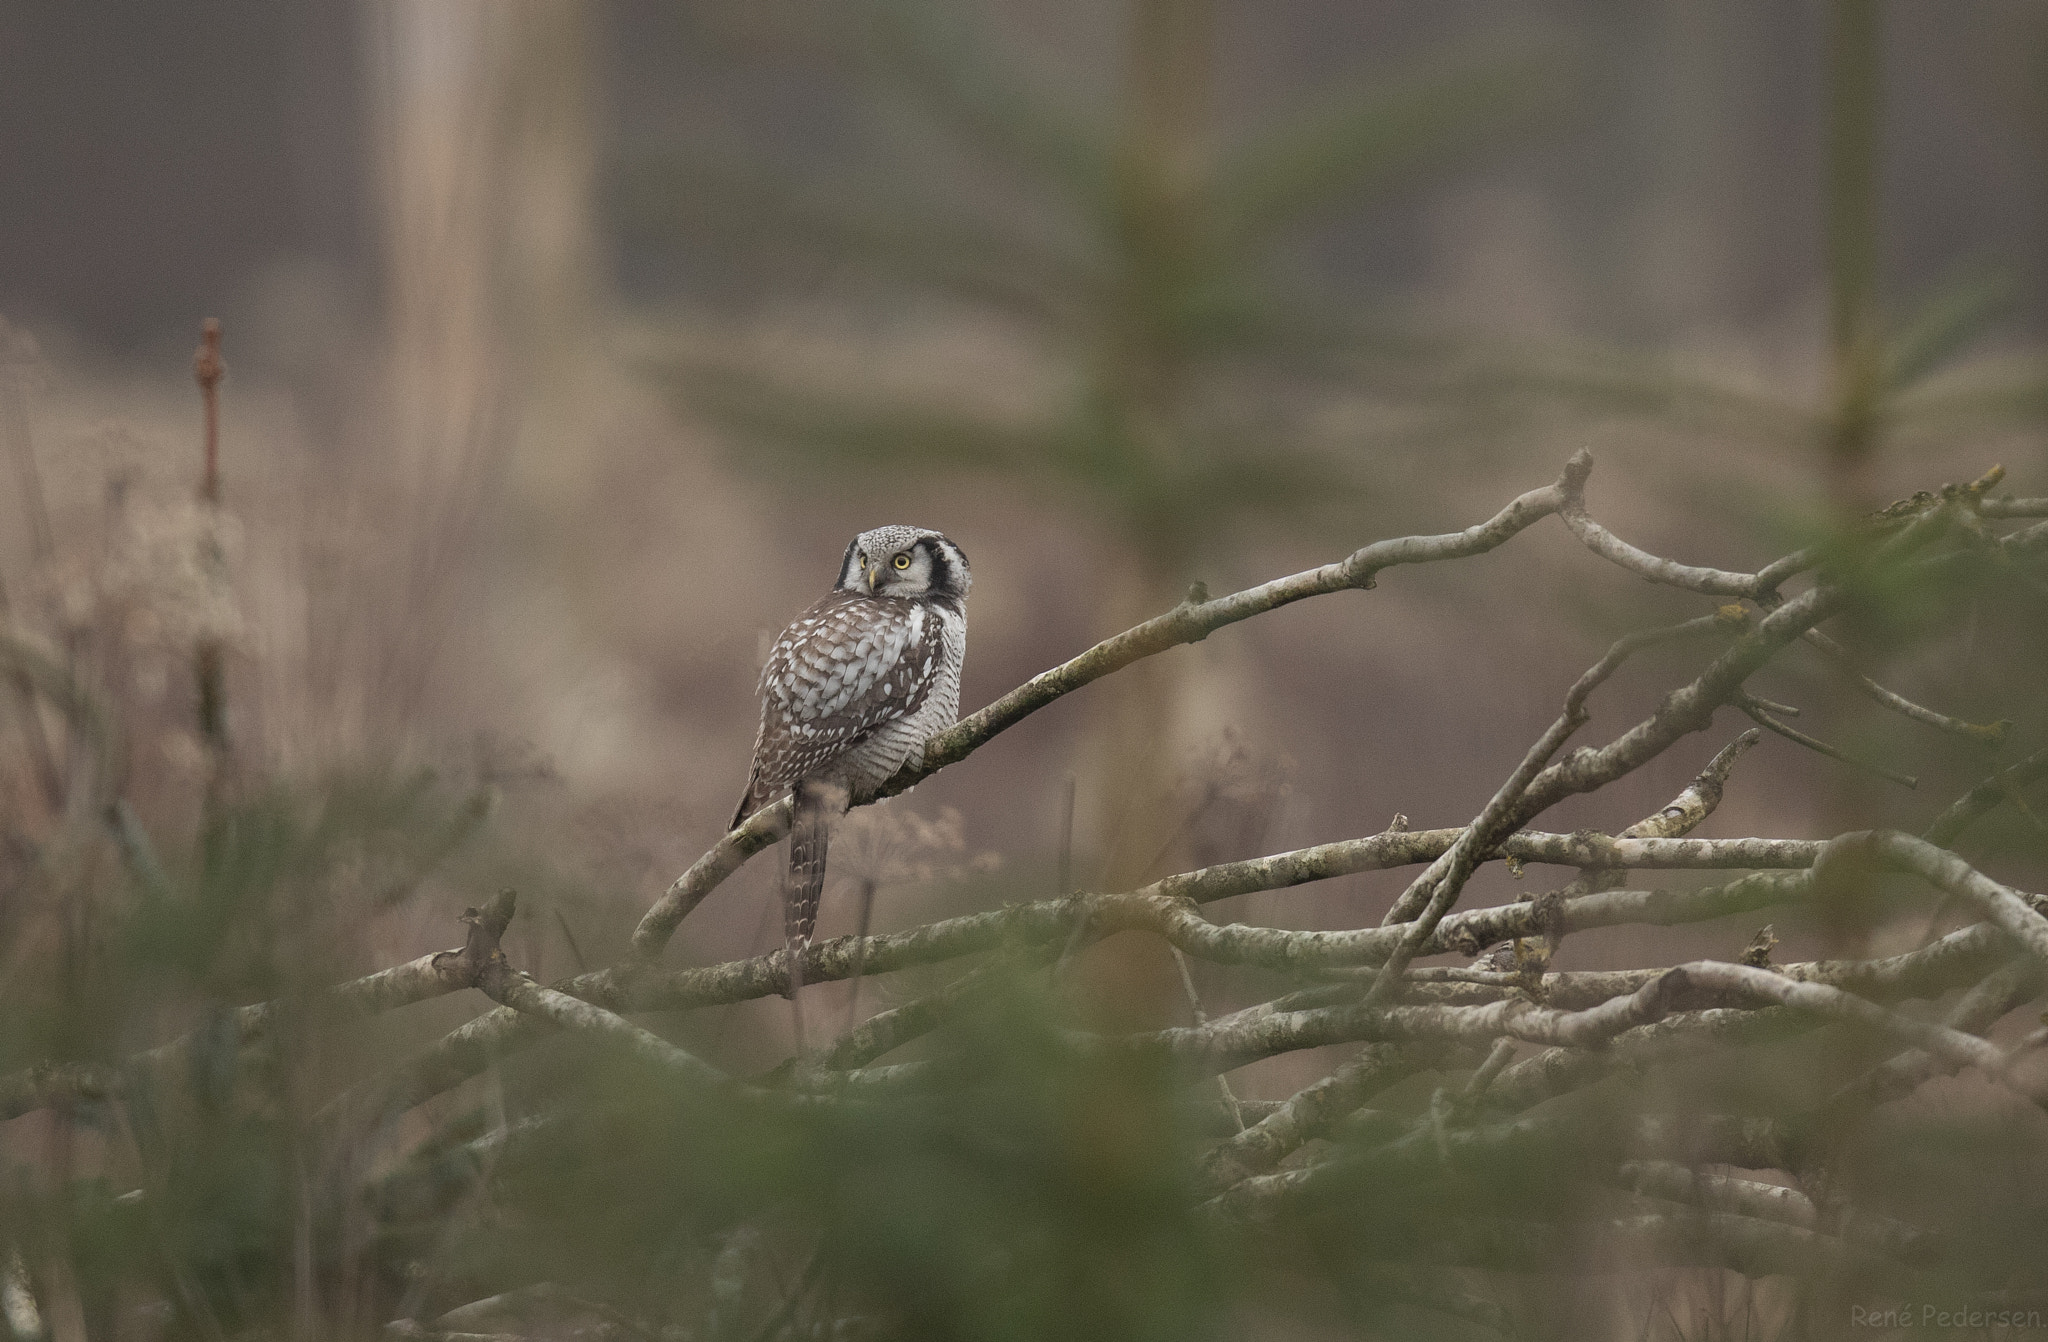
[
  {"left": 438, "top": 892, "right": 732, "bottom": 1092},
  {"left": 1978, "top": 497, "right": 2048, "bottom": 518},
  {"left": 1621, "top": 730, "right": 1762, "bottom": 840},
  {"left": 473, "top": 964, "right": 729, "bottom": 1091},
  {"left": 1196, "top": 1043, "right": 1468, "bottom": 1192},
  {"left": 1215, "top": 1105, "right": 1801, "bottom": 1219},
  {"left": 1824, "top": 957, "right": 2047, "bottom": 1118},
  {"left": 1825, "top": 831, "right": 2048, "bottom": 970},
  {"left": 1507, "top": 582, "right": 1846, "bottom": 827},
  {"left": 1379, "top": 618, "right": 1738, "bottom": 928},
  {"left": 1099, "top": 959, "right": 2025, "bottom": 1087}
]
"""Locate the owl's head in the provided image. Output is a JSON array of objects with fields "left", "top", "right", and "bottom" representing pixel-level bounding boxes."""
[{"left": 837, "top": 525, "right": 971, "bottom": 603}]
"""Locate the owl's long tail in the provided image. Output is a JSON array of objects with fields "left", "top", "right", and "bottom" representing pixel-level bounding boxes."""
[{"left": 783, "top": 781, "right": 848, "bottom": 1042}]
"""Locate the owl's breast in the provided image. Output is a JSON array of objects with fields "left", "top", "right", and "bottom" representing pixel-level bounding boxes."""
[{"left": 832, "top": 598, "right": 965, "bottom": 795}]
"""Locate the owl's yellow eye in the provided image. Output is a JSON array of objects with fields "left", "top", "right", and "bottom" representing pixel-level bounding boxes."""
[{"left": 893, "top": 554, "right": 911, "bottom": 570}]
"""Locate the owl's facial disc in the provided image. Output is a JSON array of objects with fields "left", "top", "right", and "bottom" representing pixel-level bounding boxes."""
[
  {"left": 837, "top": 526, "right": 969, "bottom": 601},
  {"left": 870, "top": 544, "right": 933, "bottom": 595}
]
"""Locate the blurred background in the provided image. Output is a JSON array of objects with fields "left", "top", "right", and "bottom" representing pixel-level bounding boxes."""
[{"left": 3, "top": 2, "right": 2048, "bottom": 1337}]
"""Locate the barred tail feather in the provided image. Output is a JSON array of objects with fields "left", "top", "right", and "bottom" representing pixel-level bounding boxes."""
[
  {"left": 786, "top": 786, "right": 830, "bottom": 961},
  {"left": 782, "top": 780, "right": 847, "bottom": 1015}
]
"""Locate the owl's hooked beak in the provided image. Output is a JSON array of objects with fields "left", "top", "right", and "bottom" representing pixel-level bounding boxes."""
[{"left": 865, "top": 564, "right": 883, "bottom": 593}]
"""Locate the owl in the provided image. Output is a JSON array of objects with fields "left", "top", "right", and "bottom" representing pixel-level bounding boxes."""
[{"left": 732, "top": 525, "right": 971, "bottom": 997}]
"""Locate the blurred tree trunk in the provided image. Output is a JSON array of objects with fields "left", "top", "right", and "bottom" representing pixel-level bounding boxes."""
[
  {"left": 1086, "top": 0, "right": 1215, "bottom": 899},
  {"left": 1824, "top": 0, "right": 1882, "bottom": 519},
  {"left": 1075, "top": 0, "right": 1217, "bottom": 1029},
  {"left": 331, "top": 1, "right": 600, "bottom": 753},
  {"left": 1817, "top": 0, "right": 1885, "bottom": 947}
]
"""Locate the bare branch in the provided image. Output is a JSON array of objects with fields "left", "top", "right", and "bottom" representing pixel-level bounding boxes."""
[
  {"left": 1295, "top": 1205, "right": 1886, "bottom": 1280},
  {"left": 1368, "top": 711, "right": 1586, "bottom": 999},
  {"left": 1071, "top": 956, "right": 2024, "bottom": 1103},
  {"left": 808, "top": 953, "right": 1044, "bottom": 1071},
  {"left": 0, "top": 1062, "right": 119, "bottom": 1122},
  {"left": 1824, "top": 831, "right": 2048, "bottom": 970},
  {"left": 1196, "top": 1043, "right": 1466, "bottom": 1193},
  {"left": 1475, "top": 932, "right": 2029, "bottom": 1137},
  {"left": 451, "top": 892, "right": 731, "bottom": 1091},
  {"left": 1508, "top": 581, "right": 1845, "bottom": 825},
  {"left": 1559, "top": 499, "right": 1774, "bottom": 598},
  {"left": 1821, "top": 956, "right": 2045, "bottom": 1123},
  {"left": 1619, "top": 730, "right": 1762, "bottom": 840},
  {"left": 341, "top": 870, "right": 1807, "bottom": 1128},
  {"left": 1978, "top": 497, "right": 2048, "bottom": 518},
  {"left": 631, "top": 804, "right": 794, "bottom": 961},
  {"left": 1401, "top": 923, "right": 2009, "bottom": 1013},
  {"left": 1214, "top": 1106, "right": 1804, "bottom": 1221},
  {"left": 1650, "top": 961, "right": 2024, "bottom": 1093},
  {"left": 1613, "top": 1163, "right": 1933, "bottom": 1261},
  {"left": 1616, "top": 1160, "right": 1813, "bottom": 1225},
  {"left": 1740, "top": 695, "right": 1919, "bottom": 789},
  {"left": 1380, "top": 621, "right": 1749, "bottom": 937},
  {"left": 1459, "top": 1037, "right": 1520, "bottom": 1101},
  {"left": 280, "top": 822, "right": 2048, "bottom": 1134},
  {"left": 1505, "top": 500, "right": 1978, "bottom": 836},
  {"left": 1923, "top": 744, "right": 2048, "bottom": 848}
]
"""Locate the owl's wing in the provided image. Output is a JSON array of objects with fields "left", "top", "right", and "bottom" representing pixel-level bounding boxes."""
[{"left": 742, "top": 592, "right": 939, "bottom": 810}]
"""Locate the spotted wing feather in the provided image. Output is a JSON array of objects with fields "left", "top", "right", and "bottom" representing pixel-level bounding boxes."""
[{"left": 732, "top": 590, "right": 938, "bottom": 828}]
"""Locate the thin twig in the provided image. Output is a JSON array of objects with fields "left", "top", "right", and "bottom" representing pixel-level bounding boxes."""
[
  {"left": 1739, "top": 696, "right": 1918, "bottom": 789},
  {"left": 1923, "top": 744, "right": 2048, "bottom": 849},
  {"left": 1170, "top": 945, "right": 1245, "bottom": 1132},
  {"left": 1802, "top": 628, "right": 2009, "bottom": 744}
]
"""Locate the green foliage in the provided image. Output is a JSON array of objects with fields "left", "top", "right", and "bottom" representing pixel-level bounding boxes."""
[
  {"left": 470, "top": 974, "right": 1231, "bottom": 1342},
  {"left": 628, "top": 0, "right": 1573, "bottom": 578}
]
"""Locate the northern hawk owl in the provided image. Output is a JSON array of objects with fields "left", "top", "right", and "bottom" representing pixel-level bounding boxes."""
[{"left": 732, "top": 525, "right": 970, "bottom": 992}]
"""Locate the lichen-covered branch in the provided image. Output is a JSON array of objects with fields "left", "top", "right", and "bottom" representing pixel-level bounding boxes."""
[
  {"left": 1619, "top": 728, "right": 1762, "bottom": 840},
  {"left": 1823, "top": 830, "right": 2048, "bottom": 969},
  {"left": 1091, "top": 959, "right": 2027, "bottom": 1093},
  {"left": 1195, "top": 1043, "right": 1470, "bottom": 1193},
  {"left": 1378, "top": 618, "right": 1739, "bottom": 930},
  {"left": 1558, "top": 498, "right": 1780, "bottom": 598},
  {"left": 445, "top": 891, "right": 739, "bottom": 1095}
]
